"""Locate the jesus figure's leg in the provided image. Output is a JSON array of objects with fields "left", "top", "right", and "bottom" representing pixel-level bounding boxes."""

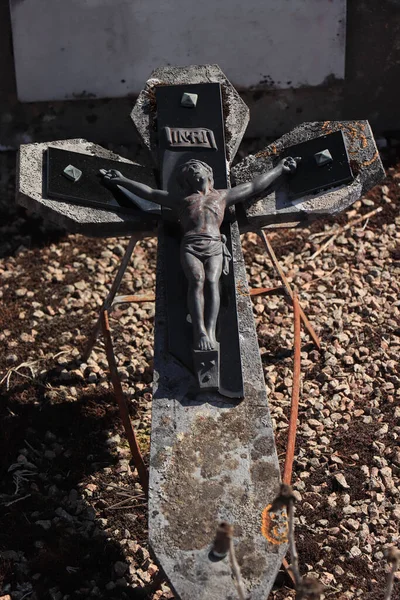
[
  {"left": 204, "top": 253, "right": 223, "bottom": 348},
  {"left": 181, "top": 251, "right": 213, "bottom": 351}
]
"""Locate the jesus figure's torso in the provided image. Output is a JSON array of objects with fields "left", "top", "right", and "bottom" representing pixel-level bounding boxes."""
[{"left": 177, "top": 189, "right": 227, "bottom": 237}]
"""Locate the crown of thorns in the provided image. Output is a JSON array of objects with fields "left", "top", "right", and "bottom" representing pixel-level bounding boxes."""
[{"left": 177, "top": 160, "right": 213, "bottom": 179}]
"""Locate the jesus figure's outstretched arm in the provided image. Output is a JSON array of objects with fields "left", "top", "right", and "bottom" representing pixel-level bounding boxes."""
[
  {"left": 100, "top": 169, "right": 174, "bottom": 209},
  {"left": 225, "top": 156, "right": 300, "bottom": 207}
]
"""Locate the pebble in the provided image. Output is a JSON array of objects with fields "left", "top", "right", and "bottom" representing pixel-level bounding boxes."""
[
  {"left": 6, "top": 354, "right": 18, "bottom": 364},
  {"left": 68, "top": 489, "right": 79, "bottom": 504},
  {"left": 106, "top": 434, "right": 121, "bottom": 446},
  {"left": 1, "top": 551, "right": 20, "bottom": 561},
  {"left": 346, "top": 519, "right": 360, "bottom": 531},
  {"left": 334, "top": 473, "right": 350, "bottom": 489},
  {"left": 55, "top": 508, "right": 74, "bottom": 522},
  {"left": 343, "top": 506, "right": 357, "bottom": 515},
  {"left": 44, "top": 450, "right": 56, "bottom": 460},
  {"left": 15, "top": 288, "right": 27, "bottom": 297},
  {"left": 105, "top": 582, "right": 116, "bottom": 591},
  {"left": 19, "top": 332, "right": 33, "bottom": 343},
  {"left": 137, "top": 568, "right": 151, "bottom": 583},
  {"left": 362, "top": 198, "right": 375, "bottom": 207},
  {"left": 36, "top": 520, "right": 52, "bottom": 530},
  {"left": 114, "top": 561, "right": 128, "bottom": 577}
]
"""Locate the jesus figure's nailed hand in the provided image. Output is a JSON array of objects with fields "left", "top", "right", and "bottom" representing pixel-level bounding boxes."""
[{"left": 280, "top": 156, "right": 301, "bottom": 174}]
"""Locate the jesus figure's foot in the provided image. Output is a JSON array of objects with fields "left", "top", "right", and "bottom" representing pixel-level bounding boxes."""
[
  {"left": 207, "top": 330, "right": 217, "bottom": 348},
  {"left": 195, "top": 332, "right": 214, "bottom": 351}
]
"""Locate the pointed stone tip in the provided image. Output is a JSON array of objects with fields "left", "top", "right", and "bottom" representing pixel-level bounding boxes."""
[
  {"left": 181, "top": 92, "right": 198, "bottom": 108},
  {"left": 314, "top": 149, "right": 333, "bottom": 166},
  {"left": 63, "top": 164, "right": 82, "bottom": 182}
]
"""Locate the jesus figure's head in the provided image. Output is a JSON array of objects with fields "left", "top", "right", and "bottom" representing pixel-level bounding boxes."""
[{"left": 176, "top": 160, "right": 214, "bottom": 194}]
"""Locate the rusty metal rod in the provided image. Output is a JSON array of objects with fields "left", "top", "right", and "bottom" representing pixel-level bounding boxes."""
[
  {"left": 282, "top": 557, "right": 297, "bottom": 586},
  {"left": 249, "top": 285, "right": 284, "bottom": 297},
  {"left": 229, "top": 537, "right": 247, "bottom": 600},
  {"left": 82, "top": 234, "right": 140, "bottom": 362},
  {"left": 279, "top": 292, "right": 302, "bottom": 587},
  {"left": 211, "top": 523, "right": 247, "bottom": 599},
  {"left": 100, "top": 309, "right": 149, "bottom": 495},
  {"left": 258, "top": 230, "right": 321, "bottom": 350},
  {"left": 210, "top": 522, "right": 233, "bottom": 559},
  {"left": 112, "top": 293, "right": 155, "bottom": 307},
  {"left": 283, "top": 290, "right": 301, "bottom": 486}
]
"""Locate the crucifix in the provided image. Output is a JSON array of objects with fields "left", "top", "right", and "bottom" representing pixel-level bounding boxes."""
[
  {"left": 16, "top": 64, "right": 384, "bottom": 600},
  {"left": 100, "top": 155, "right": 298, "bottom": 354}
]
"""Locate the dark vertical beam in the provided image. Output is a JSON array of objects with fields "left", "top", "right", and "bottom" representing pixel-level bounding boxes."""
[{"left": 155, "top": 83, "right": 243, "bottom": 397}]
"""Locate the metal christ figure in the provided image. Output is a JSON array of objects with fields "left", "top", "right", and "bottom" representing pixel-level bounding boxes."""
[{"left": 101, "top": 156, "right": 299, "bottom": 351}]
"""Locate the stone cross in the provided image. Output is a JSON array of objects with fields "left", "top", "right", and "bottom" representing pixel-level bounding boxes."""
[{"left": 16, "top": 64, "right": 384, "bottom": 600}]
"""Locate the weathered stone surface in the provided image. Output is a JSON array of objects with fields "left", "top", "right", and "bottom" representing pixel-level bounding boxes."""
[
  {"left": 16, "top": 139, "right": 158, "bottom": 237},
  {"left": 150, "top": 223, "right": 285, "bottom": 600},
  {"left": 232, "top": 120, "right": 385, "bottom": 230},
  {"left": 130, "top": 64, "right": 249, "bottom": 166}
]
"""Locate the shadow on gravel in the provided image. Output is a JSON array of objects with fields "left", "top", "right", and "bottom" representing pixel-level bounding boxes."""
[
  {"left": 0, "top": 209, "right": 68, "bottom": 260},
  {"left": 0, "top": 152, "right": 68, "bottom": 260},
  {"left": 0, "top": 386, "right": 151, "bottom": 599}
]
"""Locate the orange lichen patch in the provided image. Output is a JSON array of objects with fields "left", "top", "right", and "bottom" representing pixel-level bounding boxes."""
[
  {"left": 257, "top": 121, "right": 371, "bottom": 167},
  {"left": 321, "top": 121, "right": 368, "bottom": 156},
  {"left": 261, "top": 503, "right": 288, "bottom": 545},
  {"left": 323, "top": 121, "right": 369, "bottom": 160},
  {"left": 357, "top": 123, "right": 368, "bottom": 149},
  {"left": 143, "top": 80, "right": 170, "bottom": 109},
  {"left": 338, "top": 121, "right": 376, "bottom": 169},
  {"left": 360, "top": 150, "right": 379, "bottom": 167},
  {"left": 236, "top": 281, "right": 250, "bottom": 297},
  {"left": 255, "top": 143, "right": 279, "bottom": 159},
  {"left": 347, "top": 124, "right": 367, "bottom": 149}
]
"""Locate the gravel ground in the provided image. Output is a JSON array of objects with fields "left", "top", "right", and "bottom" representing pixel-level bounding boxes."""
[{"left": 0, "top": 140, "right": 399, "bottom": 600}]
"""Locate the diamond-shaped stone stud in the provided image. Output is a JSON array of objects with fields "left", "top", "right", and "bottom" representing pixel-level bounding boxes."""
[
  {"left": 181, "top": 92, "right": 198, "bottom": 108},
  {"left": 314, "top": 149, "right": 333, "bottom": 167},
  {"left": 63, "top": 164, "right": 82, "bottom": 182}
]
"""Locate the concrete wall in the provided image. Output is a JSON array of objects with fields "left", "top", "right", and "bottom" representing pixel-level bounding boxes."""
[
  {"left": 1, "top": 0, "right": 399, "bottom": 149},
  {"left": 10, "top": 0, "right": 346, "bottom": 101}
]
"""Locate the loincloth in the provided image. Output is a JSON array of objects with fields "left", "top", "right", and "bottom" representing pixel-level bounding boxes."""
[{"left": 181, "top": 233, "right": 232, "bottom": 275}]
